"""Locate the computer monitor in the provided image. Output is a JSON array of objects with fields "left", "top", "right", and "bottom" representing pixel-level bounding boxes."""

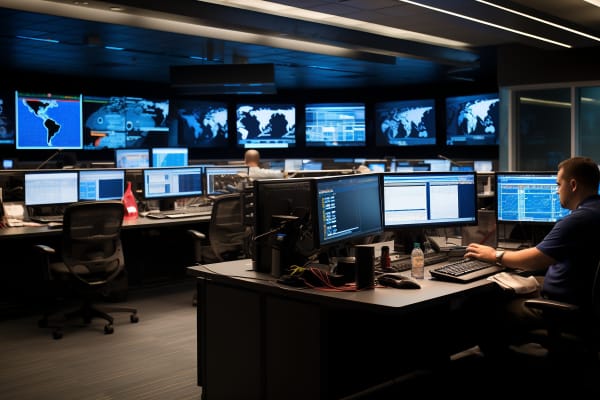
[
  {"left": 151, "top": 147, "right": 188, "bottom": 167},
  {"left": 204, "top": 165, "right": 250, "bottom": 195},
  {"left": 82, "top": 95, "right": 169, "bottom": 149},
  {"left": 235, "top": 103, "right": 296, "bottom": 148},
  {"left": 253, "top": 178, "right": 317, "bottom": 274},
  {"left": 79, "top": 169, "right": 125, "bottom": 201},
  {"left": 16, "top": 91, "right": 83, "bottom": 150},
  {"left": 314, "top": 173, "right": 383, "bottom": 249},
  {"left": 142, "top": 166, "right": 203, "bottom": 210},
  {"left": 115, "top": 148, "right": 150, "bottom": 168},
  {"left": 495, "top": 172, "right": 569, "bottom": 224},
  {"left": 24, "top": 170, "right": 79, "bottom": 206},
  {"left": 382, "top": 171, "right": 478, "bottom": 229},
  {"left": 374, "top": 98, "right": 436, "bottom": 146},
  {"left": 305, "top": 102, "right": 366, "bottom": 147},
  {"left": 0, "top": 90, "right": 15, "bottom": 146},
  {"left": 173, "top": 99, "right": 228, "bottom": 148},
  {"left": 445, "top": 92, "right": 500, "bottom": 146}
]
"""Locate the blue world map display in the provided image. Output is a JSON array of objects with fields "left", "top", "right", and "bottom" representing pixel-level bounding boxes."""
[{"left": 16, "top": 92, "right": 83, "bottom": 149}]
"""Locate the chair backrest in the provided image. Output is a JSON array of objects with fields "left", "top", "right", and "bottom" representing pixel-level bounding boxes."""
[
  {"left": 61, "top": 200, "right": 125, "bottom": 285},
  {"left": 208, "top": 193, "right": 247, "bottom": 261}
]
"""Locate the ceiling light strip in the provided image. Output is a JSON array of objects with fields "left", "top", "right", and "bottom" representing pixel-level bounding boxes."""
[
  {"left": 477, "top": 0, "right": 600, "bottom": 43},
  {"left": 398, "top": 0, "right": 571, "bottom": 48}
]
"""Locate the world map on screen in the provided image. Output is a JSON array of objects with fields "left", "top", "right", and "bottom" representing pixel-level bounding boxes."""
[{"left": 17, "top": 95, "right": 82, "bottom": 149}]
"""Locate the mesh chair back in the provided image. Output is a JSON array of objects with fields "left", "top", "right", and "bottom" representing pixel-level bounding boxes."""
[
  {"left": 61, "top": 200, "right": 125, "bottom": 285},
  {"left": 209, "top": 193, "right": 246, "bottom": 261}
]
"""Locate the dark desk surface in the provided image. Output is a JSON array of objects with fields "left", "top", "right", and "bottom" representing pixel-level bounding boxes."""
[
  {"left": 187, "top": 259, "right": 495, "bottom": 314},
  {"left": 0, "top": 214, "right": 211, "bottom": 239}
]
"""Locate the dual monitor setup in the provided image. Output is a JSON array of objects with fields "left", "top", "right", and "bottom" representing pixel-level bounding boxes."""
[
  {"left": 1, "top": 90, "right": 500, "bottom": 151},
  {"left": 22, "top": 165, "right": 250, "bottom": 214},
  {"left": 253, "top": 170, "right": 570, "bottom": 276}
]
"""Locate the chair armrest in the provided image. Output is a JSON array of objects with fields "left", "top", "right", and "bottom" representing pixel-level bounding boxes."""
[
  {"left": 33, "top": 244, "right": 56, "bottom": 255},
  {"left": 524, "top": 298, "right": 580, "bottom": 313},
  {"left": 187, "top": 229, "right": 207, "bottom": 240}
]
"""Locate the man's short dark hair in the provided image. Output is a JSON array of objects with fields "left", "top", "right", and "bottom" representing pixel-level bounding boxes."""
[{"left": 558, "top": 156, "right": 600, "bottom": 191}]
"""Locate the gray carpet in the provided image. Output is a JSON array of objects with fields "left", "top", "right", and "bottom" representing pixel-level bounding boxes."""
[{"left": 0, "top": 279, "right": 202, "bottom": 400}]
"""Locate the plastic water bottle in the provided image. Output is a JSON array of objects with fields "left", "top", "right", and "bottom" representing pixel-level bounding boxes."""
[{"left": 411, "top": 242, "right": 425, "bottom": 279}]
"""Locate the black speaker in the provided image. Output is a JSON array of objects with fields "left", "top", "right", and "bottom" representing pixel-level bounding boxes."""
[{"left": 355, "top": 246, "right": 375, "bottom": 290}]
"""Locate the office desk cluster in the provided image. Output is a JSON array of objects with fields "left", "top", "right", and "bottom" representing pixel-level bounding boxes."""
[{"left": 188, "top": 259, "right": 498, "bottom": 400}]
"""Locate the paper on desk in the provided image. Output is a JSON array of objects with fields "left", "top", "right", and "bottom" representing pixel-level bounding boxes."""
[{"left": 487, "top": 272, "right": 540, "bottom": 294}]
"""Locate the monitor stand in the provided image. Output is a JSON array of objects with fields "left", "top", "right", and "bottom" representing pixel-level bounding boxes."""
[{"left": 159, "top": 198, "right": 176, "bottom": 211}]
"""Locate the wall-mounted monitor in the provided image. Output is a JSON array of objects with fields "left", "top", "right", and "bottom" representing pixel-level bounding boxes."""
[
  {"left": 151, "top": 147, "right": 188, "bottom": 167},
  {"left": 174, "top": 99, "right": 228, "bottom": 148},
  {"left": 314, "top": 174, "right": 383, "bottom": 248},
  {"left": 445, "top": 92, "right": 500, "bottom": 146},
  {"left": 24, "top": 170, "right": 79, "bottom": 206},
  {"left": 375, "top": 99, "right": 436, "bottom": 146},
  {"left": 495, "top": 172, "right": 569, "bottom": 224},
  {"left": 82, "top": 95, "right": 169, "bottom": 149},
  {"left": 16, "top": 91, "right": 83, "bottom": 149},
  {"left": 236, "top": 103, "right": 296, "bottom": 148},
  {"left": 382, "top": 171, "right": 478, "bottom": 229},
  {"left": 204, "top": 165, "right": 250, "bottom": 195},
  {"left": 79, "top": 168, "right": 125, "bottom": 201},
  {"left": 305, "top": 102, "right": 366, "bottom": 147},
  {"left": 115, "top": 148, "right": 150, "bottom": 169},
  {"left": 0, "top": 91, "right": 15, "bottom": 146}
]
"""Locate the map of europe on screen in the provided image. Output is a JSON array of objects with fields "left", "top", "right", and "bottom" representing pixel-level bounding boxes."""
[{"left": 16, "top": 92, "right": 83, "bottom": 149}]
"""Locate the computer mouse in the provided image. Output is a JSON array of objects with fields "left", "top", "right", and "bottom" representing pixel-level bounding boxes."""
[{"left": 377, "top": 273, "right": 421, "bottom": 289}]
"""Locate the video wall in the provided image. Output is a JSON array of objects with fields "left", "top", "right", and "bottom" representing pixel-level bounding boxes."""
[{"left": 2, "top": 88, "right": 500, "bottom": 153}]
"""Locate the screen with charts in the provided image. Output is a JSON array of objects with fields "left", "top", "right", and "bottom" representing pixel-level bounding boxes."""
[
  {"left": 204, "top": 165, "right": 249, "bottom": 195},
  {"left": 24, "top": 170, "right": 79, "bottom": 206},
  {"left": 375, "top": 99, "right": 436, "bottom": 146},
  {"left": 115, "top": 148, "right": 150, "bottom": 168},
  {"left": 382, "top": 171, "right": 478, "bottom": 229},
  {"left": 445, "top": 92, "right": 500, "bottom": 146},
  {"left": 305, "top": 102, "right": 366, "bottom": 147},
  {"left": 235, "top": 103, "right": 296, "bottom": 148},
  {"left": 174, "top": 99, "right": 228, "bottom": 148},
  {"left": 495, "top": 172, "right": 570, "bottom": 224},
  {"left": 151, "top": 147, "right": 188, "bottom": 167},
  {"left": 314, "top": 173, "right": 383, "bottom": 248},
  {"left": 16, "top": 91, "right": 83, "bottom": 150},
  {"left": 142, "top": 166, "right": 203, "bottom": 200},
  {"left": 82, "top": 95, "right": 169, "bottom": 149},
  {"left": 78, "top": 169, "right": 125, "bottom": 201}
]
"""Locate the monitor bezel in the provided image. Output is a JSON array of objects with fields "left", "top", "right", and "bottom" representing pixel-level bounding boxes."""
[
  {"left": 445, "top": 92, "right": 500, "bottom": 146},
  {"left": 204, "top": 165, "right": 250, "bottom": 196},
  {"left": 78, "top": 168, "right": 126, "bottom": 201},
  {"left": 114, "top": 148, "right": 150, "bottom": 169},
  {"left": 235, "top": 102, "right": 297, "bottom": 149},
  {"left": 151, "top": 147, "right": 189, "bottom": 167},
  {"left": 374, "top": 98, "right": 436, "bottom": 147},
  {"left": 381, "top": 171, "right": 479, "bottom": 229},
  {"left": 24, "top": 170, "right": 80, "bottom": 207},
  {"left": 304, "top": 102, "right": 367, "bottom": 147},
  {"left": 141, "top": 166, "right": 203, "bottom": 200}
]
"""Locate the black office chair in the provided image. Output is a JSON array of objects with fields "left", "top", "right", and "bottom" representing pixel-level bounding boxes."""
[
  {"left": 188, "top": 193, "right": 249, "bottom": 305},
  {"left": 36, "top": 200, "right": 139, "bottom": 339},
  {"left": 518, "top": 261, "right": 600, "bottom": 364}
]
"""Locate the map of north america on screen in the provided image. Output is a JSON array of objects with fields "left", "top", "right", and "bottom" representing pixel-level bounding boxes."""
[{"left": 17, "top": 96, "right": 82, "bottom": 149}]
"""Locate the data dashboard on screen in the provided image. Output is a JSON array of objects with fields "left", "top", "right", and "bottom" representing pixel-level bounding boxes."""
[
  {"left": 382, "top": 171, "right": 478, "bottom": 229},
  {"left": 115, "top": 148, "right": 150, "bottom": 168},
  {"left": 375, "top": 99, "right": 436, "bottom": 146},
  {"left": 314, "top": 173, "right": 383, "bottom": 248},
  {"left": 16, "top": 91, "right": 83, "bottom": 149},
  {"left": 142, "top": 166, "right": 203, "bottom": 200},
  {"left": 151, "top": 147, "right": 188, "bottom": 167},
  {"left": 82, "top": 95, "right": 169, "bottom": 149},
  {"left": 445, "top": 92, "right": 500, "bottom": 146},
  {"left": 79, "top": 169, "right": 125, "bottom": 201},
  {"left": 24, "top": 170, "right": 79, "bottom": 206},
  {"left": 305, "top": 102, "right": 366, "bottom": 147},
  {"left": 174, "top": 99, "right": 228, "bottom": 148},
  {"left": 236, "top": 103, "right": 296, "bottom": 148},
  {"left": 495, "top": 172, "right": 569, "bottom": 224},
  {"left": 0, "top": 91, "right": 15, "bottom": 145}
]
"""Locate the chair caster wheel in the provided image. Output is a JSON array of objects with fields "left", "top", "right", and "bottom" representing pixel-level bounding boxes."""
[
  {"left": 104, "top": 324, "right": 114, "bottom": 334},
  {"left": 130, "top": 314, "right": 139, "bottom": 323}
]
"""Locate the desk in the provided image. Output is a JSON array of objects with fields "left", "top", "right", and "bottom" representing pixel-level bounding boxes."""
[{"left": 187, "top": 259, "right": 497, "bottom": 400}]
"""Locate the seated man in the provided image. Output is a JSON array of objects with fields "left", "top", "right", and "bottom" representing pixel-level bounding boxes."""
[
  {"left": 244, "top": 149, "right": 286, "bottom": 180},
  {"left": 464, "top": 156, "right": 600, "bottom": 357}
]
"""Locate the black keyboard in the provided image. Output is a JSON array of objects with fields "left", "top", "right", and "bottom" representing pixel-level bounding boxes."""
[
  {"left": 30, "top": 215, "right": 64, "bottom": 223},
  {"left": 429, "top": 258, "right": 505, "bottom": 283},
  {"left": 377, "top": 251, "right": 449, "bottom": 273}
]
